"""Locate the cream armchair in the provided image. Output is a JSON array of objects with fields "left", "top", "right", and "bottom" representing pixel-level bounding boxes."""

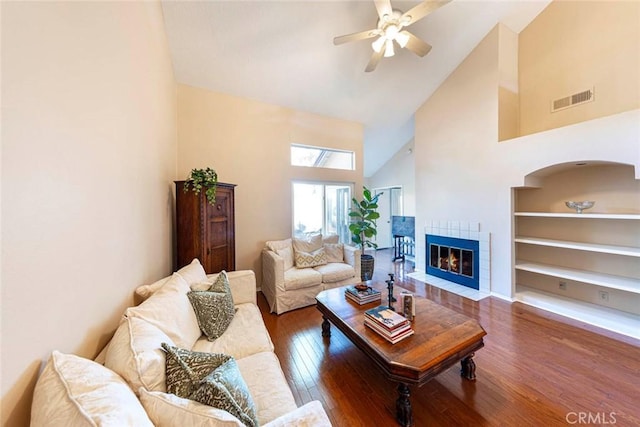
[{"left": 261, "top": 234, "right": 361, "bottom": 314}]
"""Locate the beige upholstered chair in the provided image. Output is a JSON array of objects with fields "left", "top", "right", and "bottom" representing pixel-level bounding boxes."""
[{"left": 261, "top": 234, "right": 361, "bottom": 314}]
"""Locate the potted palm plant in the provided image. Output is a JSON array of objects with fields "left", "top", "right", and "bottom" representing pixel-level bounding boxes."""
[{"left": 349, "top": 186, "right": 382, "bottom": 281}]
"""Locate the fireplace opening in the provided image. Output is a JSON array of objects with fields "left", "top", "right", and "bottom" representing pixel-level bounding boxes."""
[
  {"left": 426, "top": 235, "right": 479, "bottom": 290},
  {"left": 429, "top": 244, "right": 474, "bottom": 277}
]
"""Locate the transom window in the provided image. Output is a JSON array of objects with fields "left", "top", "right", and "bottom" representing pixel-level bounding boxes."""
[{"left": 291, "top": 144, "right": 355, "bottom": 171}]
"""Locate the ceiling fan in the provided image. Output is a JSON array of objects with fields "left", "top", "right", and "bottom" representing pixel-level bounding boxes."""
[{"left": 334, "top": 0, "right": 451, "bottom": 72}]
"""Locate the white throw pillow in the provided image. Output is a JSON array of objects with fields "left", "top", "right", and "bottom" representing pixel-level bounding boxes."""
[
  {"left": 276, "top": 246, "right": 294, "bottom": 270},
  {"left": 324, "top": 243, "right": 344, "bottom": 263},
  {"left": 126, "top": 272, "right": 201, "bottom": 349},
  {"left": 139, "top": 388, "right": 244, "bottom": 427},
  {"left": 105, "top": 316, "right": 174, "bottom": 393},
  {"left": 177, "top": 258, "right": 208, "bottom": 285},
  {"left": 292, "top": 233, "right": 322, "bottom": 253},
  {"left": 31, "top": 351, "right": 153, "bottom": 427},
  {"left": 322, "top": 234, "right": 340, "bottom": 244},
  {"left": 265, "top": 238, "right": 292, "bottom": 253}
]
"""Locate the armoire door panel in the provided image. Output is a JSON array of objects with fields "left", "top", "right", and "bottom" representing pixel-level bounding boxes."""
[{"left": 175, "top": 181, "right": 236, "bottom": 273}]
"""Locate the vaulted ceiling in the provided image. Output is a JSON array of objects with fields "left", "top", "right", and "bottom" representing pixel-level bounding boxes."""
[{"left": 161, "top": 0, "right": 550, "bottom": 176}]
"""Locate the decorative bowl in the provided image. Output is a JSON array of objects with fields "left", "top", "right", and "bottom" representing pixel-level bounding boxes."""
[
  {"left": 354, "top": 284, "right": 369, "bottom": 292},
  {"left": 565, "top": 201, "right": 595, "bottom": 214}
]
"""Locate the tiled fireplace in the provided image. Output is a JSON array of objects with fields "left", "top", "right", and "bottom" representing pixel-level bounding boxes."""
[{"left": 409, "top": 220, "right": 490, "bottom": 298}]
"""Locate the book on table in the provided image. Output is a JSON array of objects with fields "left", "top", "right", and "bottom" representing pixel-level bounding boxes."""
[
  {"left": 364, "top": 306, "right": 414, "bottom": 344},
  {"left": 344, "top": 285, "right": 381, "bottom": 305}
]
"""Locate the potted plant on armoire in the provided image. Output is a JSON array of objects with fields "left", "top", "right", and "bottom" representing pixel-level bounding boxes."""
[{"left": 349, "top": 186, "right": 382, "bottom": 281}]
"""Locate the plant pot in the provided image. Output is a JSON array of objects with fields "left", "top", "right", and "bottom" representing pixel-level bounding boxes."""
[{"left": 360, "top": 254, "right": 375, "bottom": 281}]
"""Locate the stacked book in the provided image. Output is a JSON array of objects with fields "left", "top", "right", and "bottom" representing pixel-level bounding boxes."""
[
  {"left": 344, "top": 286, "right": 382, "bottom": 305},
  {"left": 364, "top": 306, "right": 414, "bottom": 344}
]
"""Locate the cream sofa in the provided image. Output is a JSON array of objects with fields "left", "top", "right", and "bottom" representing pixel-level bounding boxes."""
[
  {"left": 30, "top": 260, "right": 331, "bottom": 426},
  {"left": 262, "top": 234, "right": 361, "bottom": 315}
]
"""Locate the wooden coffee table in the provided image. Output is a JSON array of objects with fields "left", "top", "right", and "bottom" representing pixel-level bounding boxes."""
[{"left": 316, "top": 284, "right": 486, "bottom": 427}]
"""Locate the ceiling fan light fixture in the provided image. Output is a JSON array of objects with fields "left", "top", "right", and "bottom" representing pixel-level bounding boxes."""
[
  {"left": 371, "top": 36, "right": 386, "bottom": 53},
  {"left": 395, "top": 31, "right": 410, "bottom": 48},
  {"left": 384, "top": 39, "right": 395, "bottom": 57},
  {"left": 384, "top": 24, "right": 400, "bottom": 40}
]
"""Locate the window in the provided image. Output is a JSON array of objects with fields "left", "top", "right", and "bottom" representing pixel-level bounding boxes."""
[
  {"left": 292, "top": 182, "right": 353, "bottom": 243},
  {"left": 291, "top": 144, "right": 355, "bottom": 171}
]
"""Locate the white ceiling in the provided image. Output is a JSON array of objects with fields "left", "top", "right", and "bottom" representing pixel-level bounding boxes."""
[{"left": 161, "top": 0, "right": 550, "bottom": 176}]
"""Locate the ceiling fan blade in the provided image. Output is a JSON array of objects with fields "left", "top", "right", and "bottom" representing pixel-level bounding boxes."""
[
  {"left": 401, "top": 31, "right": 432, "bottom": 57},
  {"left": 333, "top": 29, "right": 380, "bottom": 45},
  {"left": 401, "top": 0, "right": 451, "bottom": 26},
  {"left": 374, "top": 0, "right": 393, "bottom": 20},
  {"left": 365, "top": 48, "right": 384, "bottom": 72}
]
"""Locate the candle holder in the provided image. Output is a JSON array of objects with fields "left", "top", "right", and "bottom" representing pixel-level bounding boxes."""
[{"left": 386, "top": 273, "right": 396, "bottom": 310}]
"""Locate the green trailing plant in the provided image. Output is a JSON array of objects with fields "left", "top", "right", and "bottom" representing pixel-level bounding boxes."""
[
  {"left": 349, "top": 186, "right": 383, "bottom": 250},
  {"left": 184, "top": 167, "right": 218, "bottom": 205}
]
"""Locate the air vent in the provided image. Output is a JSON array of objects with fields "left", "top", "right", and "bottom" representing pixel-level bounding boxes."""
[{"left": 551, "top": 88, "right": 594, "bottom": 112}]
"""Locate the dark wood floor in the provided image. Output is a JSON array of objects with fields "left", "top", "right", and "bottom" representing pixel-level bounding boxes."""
[{"left": 257, "top": 249, "right": 640, "bottom": 427}]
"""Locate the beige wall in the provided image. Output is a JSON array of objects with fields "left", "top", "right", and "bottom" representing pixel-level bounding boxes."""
[
  {"left": 176, "top": 84, "right": 363, "bottom": 283},
  {"left": 1, "top": 2, "right": 177, "bottom": 425},
  {"left": 519, "top": 0, "right": 640, "bottom": 136},
  {"left": 366, "top": 139, "right": 416, "bottom": 216}
]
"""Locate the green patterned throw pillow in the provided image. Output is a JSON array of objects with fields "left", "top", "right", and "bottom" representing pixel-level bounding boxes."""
[
  {"left": 161, "top": 344, "right": 258, "bottom": 427},
  {"left": 188, "top": 271, "right": 235, "bottom": 340},
  {"left": 208, "top": 271, "right": 231, "bottom": 293},
  {"left": 294, "top": 247, "right": 328, "bottom": 268}
]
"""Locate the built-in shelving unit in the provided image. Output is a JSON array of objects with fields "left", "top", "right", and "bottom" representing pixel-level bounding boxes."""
[{"left": 512, "top": 163, "right": 640, "bottom": 339}]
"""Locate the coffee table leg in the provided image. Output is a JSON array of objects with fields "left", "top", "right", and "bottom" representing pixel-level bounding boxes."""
[
  {"left": 396, "top": 383, "right": 412, "bottom": 427},
  {"left": 460, "top": 353, "right": 477, "bottom": 380},
  {"left": 321, "top": 316, "right": 331, "bottom": 337}
]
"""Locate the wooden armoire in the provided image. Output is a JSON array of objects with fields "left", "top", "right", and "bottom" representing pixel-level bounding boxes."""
[{"left": 175, "top": 181, "right": 236, "bottom": 274}]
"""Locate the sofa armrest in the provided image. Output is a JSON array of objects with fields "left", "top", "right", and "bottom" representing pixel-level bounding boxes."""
[
  {"left": 263, "top": 401, "right": 332, "bottom": 427},
  {"left": 343, "top": 245, "right": 361, "bottom": 280},
  {"left": 206, "top": 270, "right": 257, "bottom": 305},
  {"left": 262, "top": 250, "right": 285, "bottom": 291}
]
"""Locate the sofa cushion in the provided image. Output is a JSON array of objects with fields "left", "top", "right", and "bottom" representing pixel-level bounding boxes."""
[
  {"left": 32, "top": 351, "right": 154, "bottom": 427},
  {"left": 192, "top": 303, "right": 274, "bottom": 359},
  {"left": 324, "top": 243, "right": 344, "bottom": 263},
  {"left": 162, "top": 344, "right": 258, "bottom": 427},
  {"left": 294, "top": 247, "right": 327, "bottom": 268},
  {"left": 263, "top": 401, "right": 333, "bottom": 427},
  {"left": 314, "top": 262, "right": 356, "bottom": 283},
  {"left": 139, "top": 388, "right": 244, "bottom": 426},
  {"left": 283, "top": 267, "right": 323, "bottom": 290},
  {"left": 322, "top": 234, "right": 339, "bottom": 244},
  {"left": 105, "top": 316, "right": 173, "bottom": 393},
  {"left": 135, "top": 275, "right": 171, "bottom": 302},
  {"left": 126, "top": 273, "right": 201, "bottom": 349},
  {"left": 265, "top": 238, "right": 292, "bottom": 253},
  {"left": 236, "top": 352, "right": 298, "bottom": 425},
  {"left": 292, "top": 233, "right": 322, "bottom": 253},
  {"left": 276, "top": 246, "right": 294, "bottom": 270}
]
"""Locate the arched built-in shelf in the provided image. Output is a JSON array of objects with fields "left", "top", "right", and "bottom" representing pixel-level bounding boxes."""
[{"left": 513, "top": 162, "right": 640, "bottom": 339}]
